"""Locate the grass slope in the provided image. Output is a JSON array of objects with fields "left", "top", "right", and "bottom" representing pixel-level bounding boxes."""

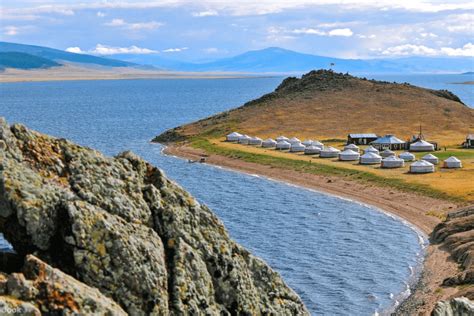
[{"left": 0, "top": 52, "right": 60, "bottom": 70}]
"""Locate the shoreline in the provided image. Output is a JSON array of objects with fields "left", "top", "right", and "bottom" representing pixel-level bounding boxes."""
[{"left": 163, "top": 143, "right": 463, "bottom": 314}]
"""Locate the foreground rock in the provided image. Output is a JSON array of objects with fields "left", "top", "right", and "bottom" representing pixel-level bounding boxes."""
[{"left": 0, "top": 118, "right": 308, "bottom": 315}]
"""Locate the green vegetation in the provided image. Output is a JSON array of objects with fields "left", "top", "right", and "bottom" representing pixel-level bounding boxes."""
[
  {"left": 0, "top": 52, "right": 60, "bottom": 70},
  {"left": 190, "top": 138, "right": 466, "bottom": 203},
  {"left": 414, "top": 150, "right": 474, "bottom": 160}
]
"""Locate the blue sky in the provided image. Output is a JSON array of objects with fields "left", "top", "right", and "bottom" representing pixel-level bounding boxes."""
[{"left": 1, "top": 0, "right": 473, "bottom": 61}]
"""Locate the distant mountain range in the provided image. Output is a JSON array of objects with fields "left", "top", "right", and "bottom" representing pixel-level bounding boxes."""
[
  {"left": 0, "top": 42, "right": 136, "bottom": 69},
  {"left": 1, "top": 42, "right": 473, "bottom": 74}
]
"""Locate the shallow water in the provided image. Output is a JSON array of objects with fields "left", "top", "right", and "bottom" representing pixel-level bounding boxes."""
[{"left": 0, "top": 77, "right": 434, "bottom": 315}]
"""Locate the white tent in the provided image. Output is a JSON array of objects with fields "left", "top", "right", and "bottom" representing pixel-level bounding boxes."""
[
  {"left": 344, "top": 143, "right": 360, "bottom": 152},
  {"left": 312, "top": 140, "right": 324, "bottom": 148},
  {"left": 381, "top": 156, "right": 405, "bottom": 168},
  {"left": 226, "top": 132, "right": 242, "bottom": 142},
  {"left": 360, "top": 152, "right": 382, "bottom": 165},
  {"left": 364, "top": 145, "right": 380, "bottom": 154},
  {"left": 380, "top": 149, "right": 395, "bottom": 158},
  {"left": 422, "top": 153, "right": 439, "bottom": 165},
  {"left": 262, "top": 138, "right": 277, "bottom": 148},
  {"left": 443, "top": 156, "right": 462, "bottom": 169},
  {"left": 338, "top": 149, "right": 360, "bottom": 161},
  {"left": 276, "top": 140, "right": 291, "bottom": 150},
  {"left": 276, "top": 136, "right": 289, "bottom": 143},
  {"left": 304, "top": 145, "right": 321, "bottom": 155},
  {"left": 399, "top": 152, "right": 415, "bottom": 162},
  {"left": 290, "top": 142, "right": 306, "bottom": 152},
  {"left": 302, "top": 139, "right": 314, "bottom": 147},
  {"left": 288, "top": 137, "right": 301, "bottom": 145},
  {"left": 238, "top": 134, "right": 251, "bottom": 144},
  {"left": 410, "top": 160, "right": 435, "bottom": 173},
  {"left": 410, "top": 140, "right": 434, "bottom": 152},
  {"left": 248, "top": 137, "right": 263, "bottom": 146},
  {"left": 320, "top": 146, "right": 340, "bottom": 158}
]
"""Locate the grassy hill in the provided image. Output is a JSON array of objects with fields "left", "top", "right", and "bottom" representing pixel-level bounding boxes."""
[
  {"left": 155, "top": 70, "right": 474, "bottom": 145},
  {"left": 0, "top": 52, "right": 60, "bottom": 70}
]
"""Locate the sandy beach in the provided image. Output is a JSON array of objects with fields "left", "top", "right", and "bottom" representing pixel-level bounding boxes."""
[{"left": 164, "top": 143, "right": 465, "bottom": 314}]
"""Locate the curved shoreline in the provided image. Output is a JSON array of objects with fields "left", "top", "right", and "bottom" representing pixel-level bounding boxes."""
[{"left": 162, "top": 143, "right": 463, "bottom": 314}]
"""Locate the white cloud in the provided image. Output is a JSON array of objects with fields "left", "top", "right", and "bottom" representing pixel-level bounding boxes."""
[
  {"left": 357, "top": 34, "right": 376, "bottom": 39},
  {"left": 3, "top": 26, "right": 19, "bottom": 36},
  {"left": 192, "top": 10, "right": 218, "bottom": 17},
  {"left": 162, "top": 47, "right": 189, "bottom": 53},
  {"left": 292, "top": 28, "right": 326, "bottom": 35},
  {"left": 381, "top": 43, "right": 474, "bottom": 57},
  {"left": 104, "top": 19, "right": 163, "bottom": 30},
  {"left": 97, "top": 11, "right": 106, "bottom": 17},
  {"left": 66, "top": 44, "right": 159, "bottom": 55},
  {"left": 440, "top": 43, "right": 474, "bottom": 57},
  {"left": 291, "top": 27, "right": 353, "bottom": 37},
  {"left": 65, "top": 46, "right": 84, "bottom": 54},
  {"left": 328, "top": 28, "right": 353, "bottom": 37}
]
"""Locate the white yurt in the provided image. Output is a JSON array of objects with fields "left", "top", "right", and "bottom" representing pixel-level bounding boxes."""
[
  {"left": 381, "top": 156, "right": 405, "bottom": 168},
  {"left": 276, "top": 140, "right": 291, "bottom": 150},
  {"left": 344, "top": 143, "right": 360, "bottom": 152},
  {"left": 443, "top": 156, "right": 462, "bottom": 169},
  {"left": 338, "top": 149, "right": 360, "bottom": 161},
  {"left": 360, "top": 152, "right": 382, "bottom": 165},
  {"left": 410, "top": 160, "right": 435, "bottom": 173},
  {"left": 288, "top": 137, "right": 301, "bottom": 145},
  {"left": 302, "top": 139, "right": 314, "bottom": 147},
  {"left": 364, "top": 145, "right": 380, "bottom": 155},
  {"left": 248, "top": 137, "right": 263, "bottom": 146},
  {"left": 312, "top": 140, "right": 324, "bottom": 148},
  {"left": 226, "top": 132, "right": 242, "bottom": 142},
  {"left": 422, "top": 153, "right": 439, "bottom": 165},
  {"left": 380, "top": 149, "right": 395, "bottom": 158},
  {"left": 262, "top": 138, "right": 277, "bottom": 148},
  {"left": 399, "top": 152, "right": 415, "bottom": 162},
  {"left": 304, "top": 145, "right": 321, "bottom": 155},
  {"left": 320, "top": 146, "right": 341, "bottom": 158},
  {"left": 238, "top": 134, "right": 251, "bottom": 144},
  {"left": 290, "top": 142, "right": 306, "bottom": 152},
  {"left": 276, "top": 136, "right": 290, "bottom": 143},
  {"left": 410, "top": 140, "right": 434, "bottom": 152}
]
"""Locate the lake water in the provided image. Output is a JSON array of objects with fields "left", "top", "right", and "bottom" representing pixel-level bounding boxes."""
[{"left": 0, "top": 74, "right": 460, "bottom": 315}]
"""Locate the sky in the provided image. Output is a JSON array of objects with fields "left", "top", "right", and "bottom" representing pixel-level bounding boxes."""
[{"left": 1, "top": 0, "right": 473, "bottom": 61}]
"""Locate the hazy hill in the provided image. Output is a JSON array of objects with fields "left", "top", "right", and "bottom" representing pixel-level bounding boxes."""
[
  {"left": 0, "top": 52, "right": 60, "bottom": 70},
  {"left": 119, "top": 47, "right": 474, "bottom": 74},
  {"left": 155, "top": 70, "right": 474, "bottom": 145},
  {"left": 0, "top": 42, "right": 135, "bottom": 68}
]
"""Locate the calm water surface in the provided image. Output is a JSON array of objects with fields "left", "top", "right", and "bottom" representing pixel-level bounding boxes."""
[{"left": 0, "top": 76, "right": 449, "bottom": 315}]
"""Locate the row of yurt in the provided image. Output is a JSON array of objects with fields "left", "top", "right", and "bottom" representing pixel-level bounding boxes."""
[
  {"left": 410, "top": 140, "right": 435, "bottom": 152},
  {"left": 226, "top": 132, "right": 242, "bottom": 142},
  {"left": 262, "top": 138, "right": 277, "bottom": 148},
  {"left": 339, "top": 149, "right": 360, "bottom": 161},
  {"left": 238, "top": 134, "right": 251, "bottom": 144}
]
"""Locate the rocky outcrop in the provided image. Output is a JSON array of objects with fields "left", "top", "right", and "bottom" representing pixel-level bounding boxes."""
[
  {"left": 0, "top": 118, "right": 308, "bottom": 315},
  {"left": 432, "top": 297, "right": 474, "bottom": 316}
]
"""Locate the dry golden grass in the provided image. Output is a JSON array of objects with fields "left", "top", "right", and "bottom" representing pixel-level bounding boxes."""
[
  {"left": 174, "top": 71, "right": 474, "bottom": 146},
  {"left": 213, "top": 139, "right": 474, "bottom": 201}
]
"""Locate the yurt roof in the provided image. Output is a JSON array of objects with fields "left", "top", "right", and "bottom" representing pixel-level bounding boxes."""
[
  {"left": 365, "top": 146, "right": 379, "bottom": 152},
  {"left": 340, "top": 149, "right": 358, "bottom": 155},
  {"left": 422, "top": 153, "right": 438, "bottom": 159},
  {"left": 263, "top": 138, "right": 276, "bottom": 142},
  {"left": 289, "top": 137, "right": 301, "bottom": 142},
  {"left": 400, "top": 152, "right": 415, "bottom": 157},
  {"left": 361, "top": 152, "right": 382, "bottom": 158},
  {"left": 383, "top": 156, "right": 403, "bottom": 161},
  {"left": 312, "top": 140, "right": 324, "bottom": 146},
  {"left": 251, "top": 136, "right": 262, "bottom": 141},
  {"left": 345, "top": 143, "right": 359, "bottom": 148},
  {"left": 372, "top": 134, "right": 405, "bottom": 144},
  {"left": 276, "top": 136, "right": 289, "bottom": 140},
  {"left": 305, "top": 145, "right": 319, "bottom": 149},
  {"left": 412, "top": 160, "right": 433, "bottom": 167},
  {"left": 277, "top": 140, "right": 290, "bottom": 144},
  {"left": 322, "top": 146, "right": 340, "bottom": 152},
  {"left": 240, "top": 134, "right": 251, "bottom": 139},
  {"left": 291, "top": 142, "right": 305, "bottom": 147},
  {"left": 227, "top": 132, "right": 242, "bottom": 137},
  {"left": 411, "top": 140, "right": 433, "bottom": 146},
  {"left": 444, "top": 156, "right": 461, "bottom": 162},
  {"left": 303, "top": 139, "right": 314, "bottom": 143}
]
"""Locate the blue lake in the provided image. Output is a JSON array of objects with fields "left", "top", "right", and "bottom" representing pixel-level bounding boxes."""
[{"left": 0, "top": 74, "right": 461, "bottom": 315}]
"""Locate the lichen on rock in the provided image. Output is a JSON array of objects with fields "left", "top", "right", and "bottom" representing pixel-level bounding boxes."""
[{"left": 0, "top": 118, "right": 309, "bottom": 315}]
